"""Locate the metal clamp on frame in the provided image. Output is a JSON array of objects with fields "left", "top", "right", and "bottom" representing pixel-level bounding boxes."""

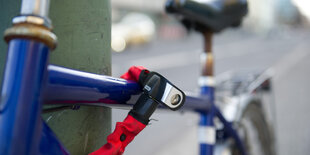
[
  {"left": 3, "top": 0, "right": 57, "bottom": 49},
  {"left": 129, "top": 72, "right": 186, "bottom": 124}
]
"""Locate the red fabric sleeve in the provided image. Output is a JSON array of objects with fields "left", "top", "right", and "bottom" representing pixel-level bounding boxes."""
[
  {"left": 89, "top": 66, "right": 149, "bottom": 155},
  {"left": 89, "top": 115, "right": 146, "bottom": 155},
  {"left": 120, "top": 66, "right": 149, "bottom": 82}
]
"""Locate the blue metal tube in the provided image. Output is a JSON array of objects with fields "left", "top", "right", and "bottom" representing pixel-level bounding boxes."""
[
  {"left": 0, "top": 39, "right": 49, "bottom": 155},
  {"left": 39, "top": 121, "right": 69, "bottom": 155},
  {"left": 44, "top": 65, "right": 212, "bottom": 111},
  {"left": 215, "top": 107, "right": 247, "bottom": 155},
  {"left": 199, "top": 86, "right": 215, "bottom": 155},
  {"left": 45, "top": 65, "right": 141, "bottom": 105}
]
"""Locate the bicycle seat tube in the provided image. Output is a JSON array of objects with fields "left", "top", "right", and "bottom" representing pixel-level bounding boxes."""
[{"left": 198, "top": 30, "right": 216, "bottom": 155}]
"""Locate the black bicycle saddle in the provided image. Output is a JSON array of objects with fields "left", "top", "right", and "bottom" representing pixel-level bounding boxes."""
[{"left": 166, "top": 0, "right": 248, "bottom": 32}]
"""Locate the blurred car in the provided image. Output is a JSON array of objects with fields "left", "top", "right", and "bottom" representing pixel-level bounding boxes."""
[{"left": 111, "top": 12, "right": 156, "bottom": 52}]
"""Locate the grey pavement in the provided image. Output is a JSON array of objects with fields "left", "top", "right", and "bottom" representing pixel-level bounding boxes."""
[
  {"left": 272, "top": 41, "right": 310, "bottom": 155},
  {"left": 111, "top": 27, "right": 310, "bottom": 155}
]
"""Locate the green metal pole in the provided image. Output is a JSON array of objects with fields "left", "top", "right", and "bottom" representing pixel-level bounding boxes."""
[
  {"left": 43, "top": 0, "right": 112, "bottom": 154},
  {"left": 1, "top": 0, "right": 111, "bottom": 154}
]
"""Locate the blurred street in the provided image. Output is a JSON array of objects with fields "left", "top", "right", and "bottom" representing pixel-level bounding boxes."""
[
  {"left": 111, "top": 27, "right": 310, "bottom": 155},
  {"left": 1, "top": 0, "right": 309, "bottom": 154}
]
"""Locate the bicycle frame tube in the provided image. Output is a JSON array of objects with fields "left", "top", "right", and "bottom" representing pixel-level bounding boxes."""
[
  {"left": 40, "top": 122, "right": 69, "bottom": 155},
  {"left": 45, "top": 65, "right": 140, "bottom": 105},
  {"left": 199, "top": 86, "right": 216, "bottom": 155},
  {"left": 44, "top": 65, "right": 212, "bottom": 112},
  {"left": 0, "top": 39, "right": 50, "bottom": 154},
  {"left": 0, "top": 0, "right": 67, "bottom": 154},
  {"left": 215, "top": 107, "right": 247, "bottom": 155},
  {"left": 198, "top": 101, "right": 247, "bottom": 155}
]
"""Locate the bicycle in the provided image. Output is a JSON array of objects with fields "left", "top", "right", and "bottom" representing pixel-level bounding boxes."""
[{"left": 0, "top": 0, "right": 275, "bottom": 155}]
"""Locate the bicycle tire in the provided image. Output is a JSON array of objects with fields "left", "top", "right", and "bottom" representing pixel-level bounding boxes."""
[{"left": 233, "top": 102, "right": 275, "bottom": 155}]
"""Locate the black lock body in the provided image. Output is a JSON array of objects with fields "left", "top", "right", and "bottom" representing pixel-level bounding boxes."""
[{"left": 129, "top": 72, "right": 185, "bottom": 124}]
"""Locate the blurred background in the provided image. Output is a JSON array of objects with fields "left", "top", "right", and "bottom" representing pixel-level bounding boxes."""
[{"left": 110, "top": 0, "right": 310, "bottom": 155}]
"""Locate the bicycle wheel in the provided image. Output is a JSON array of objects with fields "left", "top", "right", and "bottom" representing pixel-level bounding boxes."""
[{"left": 233, "top": 102, "right": 275, "bottom": 155}]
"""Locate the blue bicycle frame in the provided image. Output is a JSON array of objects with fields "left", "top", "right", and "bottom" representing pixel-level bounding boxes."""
[{"left": 0, "top": 0, "right": 246, "bottom": 155}]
